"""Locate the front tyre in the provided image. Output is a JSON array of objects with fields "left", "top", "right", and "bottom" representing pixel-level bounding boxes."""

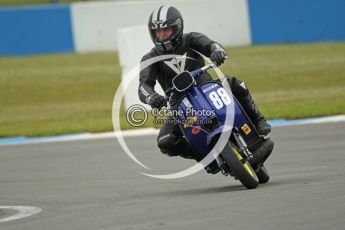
[{"left": 221, "top": 142, "right": 259, "bottom": 189}]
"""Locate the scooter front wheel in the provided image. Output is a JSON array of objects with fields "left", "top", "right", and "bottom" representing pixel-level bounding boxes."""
[{"left": 221, "top": 141, "right": 259, "bottom": 189}]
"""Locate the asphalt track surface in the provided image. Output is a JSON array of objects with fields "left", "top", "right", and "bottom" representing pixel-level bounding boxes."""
[{"left": 1, "top": 122, "right": 345, "bottom": 230}]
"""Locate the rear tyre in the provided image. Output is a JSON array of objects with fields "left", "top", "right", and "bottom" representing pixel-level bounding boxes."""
[
  {"left": 221, "top": 141, "right": 259, "bottom": 189},
  {"left": 256, "top": 166, "right": 270, "bottom": 184}
]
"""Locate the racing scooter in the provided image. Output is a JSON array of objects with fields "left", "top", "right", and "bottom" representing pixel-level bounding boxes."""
[{"left": 163, "top": 63, "right": 274, "bottom": 189}]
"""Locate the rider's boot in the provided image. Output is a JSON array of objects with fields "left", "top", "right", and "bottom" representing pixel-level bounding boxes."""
[
  {"left": 204, "top": 161, "right": 221, "bottom": 174},
  {"left": 239, "top": 92, "right": 271, "bottom": 135}
]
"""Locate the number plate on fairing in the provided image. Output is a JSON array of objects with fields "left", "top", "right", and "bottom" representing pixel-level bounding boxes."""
[
  {"left": 200, "top": 82, "right": 261, "bottom": 147},
  {"left": 200, "top": 82, "right": 232, "bottom": 123}
]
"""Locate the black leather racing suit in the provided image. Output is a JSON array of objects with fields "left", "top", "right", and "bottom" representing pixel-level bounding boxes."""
[{"left": 138, "top": 32, "right": 256, "bottom": 158}]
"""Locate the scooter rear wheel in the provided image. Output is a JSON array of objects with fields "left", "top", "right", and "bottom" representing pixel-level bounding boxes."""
[{"left": 256, "top": 166, "right": 270, "bottom": 184}]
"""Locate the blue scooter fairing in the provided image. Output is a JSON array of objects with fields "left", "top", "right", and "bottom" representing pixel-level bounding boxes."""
[{"left": 175, "top": 80, "right": 262, "bottom": 159}]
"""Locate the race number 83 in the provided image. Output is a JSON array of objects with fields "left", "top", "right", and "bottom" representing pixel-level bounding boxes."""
[{"left": 208, "top": 88, "right": 231, "bottom": 109}]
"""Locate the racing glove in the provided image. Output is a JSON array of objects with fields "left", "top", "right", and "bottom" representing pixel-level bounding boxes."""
[
  {"left": 210, "top": 43, "right": 228, "bottom": 66},
  {"left": 148, "top": 93, "right": 167, "bottom": 109}
]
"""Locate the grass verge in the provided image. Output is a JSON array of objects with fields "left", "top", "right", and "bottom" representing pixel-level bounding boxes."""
[{"left": 0, "top": 42, "right": 344, "bottom": 137}]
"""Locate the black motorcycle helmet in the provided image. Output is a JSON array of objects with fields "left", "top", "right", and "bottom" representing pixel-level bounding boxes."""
[{"left": 148, "top": 5, "right": 184, "bottom": 52}]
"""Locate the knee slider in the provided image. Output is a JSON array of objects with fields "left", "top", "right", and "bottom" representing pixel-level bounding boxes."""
[{"left": 157, "top": 133, "right": 177, "bottom": 156}]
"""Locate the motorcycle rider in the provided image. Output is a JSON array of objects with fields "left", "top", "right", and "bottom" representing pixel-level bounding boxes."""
[{"left": 138, "top": 5, "right": 271, "bottom": 161}]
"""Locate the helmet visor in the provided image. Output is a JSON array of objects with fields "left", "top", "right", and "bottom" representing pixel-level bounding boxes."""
[{"left": 153, "top": 27, "right": 174, "bottom": 42}]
